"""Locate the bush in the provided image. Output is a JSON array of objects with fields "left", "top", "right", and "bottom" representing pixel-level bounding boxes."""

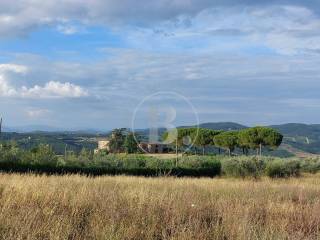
[
  {"left": 0, "top": 142, "right": 311, "bottom": 178},
  {"left": 222, "top": 157, "right": 265, "bottom": 178},
  {"left": 0, "top": 142, "right": 21, "bottom": 163},
  {"left": 0, "top": 144, "right": 222, "bottom": 177},
  {"left": 265, "top": 160, "right": 300, "bottom": 178},
  {"left": 300, "top": 158, "right": 320, "bottom": 174}
]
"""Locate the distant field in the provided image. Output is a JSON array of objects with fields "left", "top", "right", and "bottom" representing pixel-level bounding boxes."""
[{"left": 0, "top": 174, "right": 319, "bottom": 239}]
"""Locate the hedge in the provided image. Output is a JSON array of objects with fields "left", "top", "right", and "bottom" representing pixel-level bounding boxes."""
[{"left": 0, "top": 161, "right": 221, "bottom": 177}]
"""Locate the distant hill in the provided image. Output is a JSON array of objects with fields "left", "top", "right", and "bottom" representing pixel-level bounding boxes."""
[
  {"left": 2, "top": 125, "right": 107, "bottom": 134},
  {"left": 0, "top": 132, "right": 105, "bottom": 155},
  {"left": 3, "top": 125, "right": 65, "bottom": 133},
  {"left": 270, "top": 123, "right": 320, "bottom": 138},
  {"left": 270, "top": 123, "right": 320, "bottom": 155},
  {"left": 2, "top": 122, "right": 320, "bottom": 157},
  {"left": 197, "top": 122, "right": 247, "bottom": 131}
]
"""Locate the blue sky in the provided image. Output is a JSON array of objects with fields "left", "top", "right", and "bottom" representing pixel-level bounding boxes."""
[{"left": 1, "top": 0, "right": 320, "bottom": 130}]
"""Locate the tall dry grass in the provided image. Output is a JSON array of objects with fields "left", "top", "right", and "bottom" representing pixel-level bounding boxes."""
[{"left": 0, "top": 174, "right": 320, "bottom": 240}]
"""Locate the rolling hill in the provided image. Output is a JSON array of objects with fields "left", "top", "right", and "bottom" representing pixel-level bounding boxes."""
[
  {"left": 2, "top": 122, "right": 320, "bottom": 157},
  {"left": 269, "top": 123, "right": 320, "bottom": 155},
  {"left": 0, "top": 132, "right": 105, "bottom": 155},
  {"left": 192, "top": 122, "right": 247, "bottom": 131}
]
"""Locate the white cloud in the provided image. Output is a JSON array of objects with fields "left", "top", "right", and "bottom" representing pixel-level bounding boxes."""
[
  {"left": 119, "top": 5, "right": 320, "bottom": 55},
  {"left": 26, "top": 108, "right": 51, "bottom": 119},
  {"left": 0, "top": 0, "right": 213, "bottom": 37},
  {"left": 0, "top": 64, "right": 28, "bottom": 73},
  {"left": 0, "top": 77, "right": 17, "bottom": 97},
  {"left": 56, "top": 24, "right": 82, "bottom": 35},
  {"left": 0, "top": 64, "right": 27, "bottom": 96},
  {"left": 1, "top": 1, "right": 320, "bottom": 55},
  {"left": 1, "top": 50, "right": 320, "bottom": 127},
  {"left": 0, "top": 64, "right": 88, "bottom": 98},
  {"left": 21, "top": 81, "right": 88, "bottom": 98}
]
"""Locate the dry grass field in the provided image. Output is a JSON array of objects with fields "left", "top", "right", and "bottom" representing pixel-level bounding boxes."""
[{"left": 0, "top": 174, "right": 320, "bottom": 240}]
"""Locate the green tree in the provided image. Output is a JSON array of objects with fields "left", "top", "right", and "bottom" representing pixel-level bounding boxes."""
[
  {"left": 78, "top": 148, "right": 93, "bottom": 163},
  {"left": 192, "top": 128, "right": 222, "bottom": 155},
  {"left": 239, "top": 127, "right": 283, "bottom": 156},
  {"left": 238, "top": 129, "right": 250, "bottom": 155},
  {"left": 124, "top": 132, "right": 138, "bottom": 154},
  {"left": 213, "top": 131, "right": 238, "bottom": 156},
  {"left": 109, "top": 128, "right": 127, "bottom": 153},
  {"left": 29, "top": 144, "right": 58, "bottom": 165},
  {"left": 163, "top": 128, "right": 197, "bottom": 148},
  {"left": 163, "top": 128, "right": 223, "bottom": 155},
  {"left": 163, "top": 128, "right": 198, "bottom": 162},
  {"left": 262, "top": 128, "right": 283, "bottom": 149}
]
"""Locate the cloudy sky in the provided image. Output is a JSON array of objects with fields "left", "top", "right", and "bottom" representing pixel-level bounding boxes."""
[{"left": 0, "top": 0, "right": 320, "bottom": 130}]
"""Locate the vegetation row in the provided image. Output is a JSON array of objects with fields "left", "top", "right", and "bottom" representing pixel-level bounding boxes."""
[{"left": 1, "top": 142, "right": 320, "bottom": 178}]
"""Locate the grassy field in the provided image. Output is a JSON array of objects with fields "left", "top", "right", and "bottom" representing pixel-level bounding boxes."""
[{"left": 0, "top": 174, "right": 320, "bottom": 240}]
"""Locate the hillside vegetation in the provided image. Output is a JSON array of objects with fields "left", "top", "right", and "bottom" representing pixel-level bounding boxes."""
[
  {"left": 0, "top": 132, "right": 99, "bottom": 154},
  {"left": 3, "top": 122, "right": 320, "bottom": 156}
]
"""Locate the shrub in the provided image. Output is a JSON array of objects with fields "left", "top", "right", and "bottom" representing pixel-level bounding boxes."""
[
  {"left": 222, "top": 157, "right": 265, "bottom": 178},
  {"left": 265, "top": 160, "right": 300, "bottom": 178},
  {"left": 0, "top": 142, "right": 311, "bottom": 178},
  {"left": 300, "top": 158, "right": 320, "bottom": 174},
  {"left": 0, "top": 142, "right": 21, "bottom": 163}
]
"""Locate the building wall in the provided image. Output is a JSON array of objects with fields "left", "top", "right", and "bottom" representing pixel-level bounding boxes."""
[
  {"left": 98, "top": 140, "right": 110, "bottom": 150},
  {"left": 139, "top": 143, "right": 168, "bottom": 153},
  {"left": 94, "top": 139, "right": 110, "bottom": 154}
]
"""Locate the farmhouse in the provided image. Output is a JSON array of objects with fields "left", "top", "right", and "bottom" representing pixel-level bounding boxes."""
[
  {"left": 94, "top": 138, "right": 110, "bottom": 153},
  {"left": 94, "top": 134, "right": 170, "bottom": 154}
]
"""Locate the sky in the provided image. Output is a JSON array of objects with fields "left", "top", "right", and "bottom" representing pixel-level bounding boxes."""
[{"left": 1, "top": 0, "right": 320, "bottom": 130}]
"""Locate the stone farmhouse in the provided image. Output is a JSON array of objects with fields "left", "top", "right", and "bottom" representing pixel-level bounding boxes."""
[
  {"left": 95, "top": 137, "right": 169, "bottom": 154},
  {"left": 138, "top": 142, "right": 170, "bottom": 154},
  {"left": 94, "top": 138, "right": 110, "bottom": 154}
]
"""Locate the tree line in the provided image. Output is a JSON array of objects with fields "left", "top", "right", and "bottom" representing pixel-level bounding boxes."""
[
  {"left": 163, "top": 126, "right": 283, "bottom": 156},
  {"left": 100, "top": 126, "right": 283, "bottom": 156}
]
